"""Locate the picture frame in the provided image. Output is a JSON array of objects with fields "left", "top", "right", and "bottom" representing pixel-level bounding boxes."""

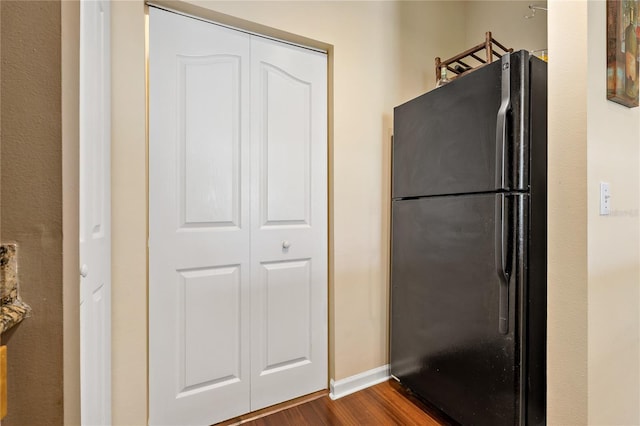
[{"left": 607, "top": 0, "right": 639, "bottom": 108}]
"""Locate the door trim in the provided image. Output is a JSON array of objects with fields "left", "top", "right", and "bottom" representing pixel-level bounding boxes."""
[
  {"left": 62, "top": 0, "right": 81, "bottom": 422},
  {"left": 79, "top": 0, "right": 112, "bottom": 423}
]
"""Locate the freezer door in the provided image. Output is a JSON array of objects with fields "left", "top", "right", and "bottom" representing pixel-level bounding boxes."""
[
  {"left": 392, "top": 51, "right": 529, "bottom": 198},
  {"left": 390, "top": 193, "right": 525, "bottom": 426}
]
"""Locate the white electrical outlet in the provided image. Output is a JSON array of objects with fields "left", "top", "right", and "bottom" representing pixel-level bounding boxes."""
[{"left": 600, "top": 182, "right": 611, "bottom": 215}]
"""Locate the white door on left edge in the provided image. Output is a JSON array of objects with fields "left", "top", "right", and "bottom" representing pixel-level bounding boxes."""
[
  {"left": 79, "top": 0, "right": 111, "bottom": 424},
  {"left": 149, "top": 7, "right": 327, "bottom": 426}
]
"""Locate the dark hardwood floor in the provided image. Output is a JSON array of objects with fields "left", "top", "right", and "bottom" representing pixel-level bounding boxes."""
[{"left": 219, "top": 381, "right": 450, "bottom": 426}]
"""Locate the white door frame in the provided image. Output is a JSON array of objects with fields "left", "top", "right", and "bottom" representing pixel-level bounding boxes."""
[{"left": 79, "top": 0, "right": 112, "bottom": 424}]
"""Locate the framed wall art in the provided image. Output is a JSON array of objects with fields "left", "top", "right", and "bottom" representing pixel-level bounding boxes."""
[{"left": 607, "top": 0, "right": 639, "bottom": 108}]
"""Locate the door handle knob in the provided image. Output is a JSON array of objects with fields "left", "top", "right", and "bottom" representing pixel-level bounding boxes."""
[
  {"left": 80, "top": 264, "right": 89, "bottom": 278},
  {"left": 282, "top": 241, "right": 291, "bottom": 249}
]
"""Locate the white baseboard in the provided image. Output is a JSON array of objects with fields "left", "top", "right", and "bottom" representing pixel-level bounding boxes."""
[{"left": 329, "top": 364, "right": 390, "bottom": 400}]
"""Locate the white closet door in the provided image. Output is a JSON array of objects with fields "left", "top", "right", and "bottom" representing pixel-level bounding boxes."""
[
  {"left": 249, "top": 36, "right": 328, "bottom": 410},
  {"left": 150, "top": 8, "right": 328, "bottom": 425},
  {"left": 149, "top": 8, "right": 251, "bottom": 426},
  {"left": 79, "top": 0, "right": 111, "bottom": 424}
]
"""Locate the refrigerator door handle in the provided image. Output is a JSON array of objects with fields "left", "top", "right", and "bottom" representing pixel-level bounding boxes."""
[
  {"left": 495, "top": 194, "right": 511, "bottom": 335},
  {"left": 495, "top": 53, "right": 511, "bottom": 190}
]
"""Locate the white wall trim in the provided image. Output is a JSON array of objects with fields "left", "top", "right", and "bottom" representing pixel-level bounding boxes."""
[{"left": 329, "top": 365, "right": 390, "bottom": 400}]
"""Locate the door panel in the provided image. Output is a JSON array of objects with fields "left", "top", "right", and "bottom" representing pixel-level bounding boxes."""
[
  {"left": 79, "top": 0, "right": 111, "bottom": 423},
  {"left": 150, "top": 8, "right": 327, "bottom": 424},
  {"left": 149, "top": 8, "right": 251, "bottom": 425},
  {"left": 179, "top": 265, "right": 241, "bottom": 391},
  {"left": 180, "top": 55, "right": 241, "bottom": 226},
  {"left": 250, "top": 36, "right": 327, "bottom": 411},
  {"left": 260, "top": 64, "right": 311, "bottom": 225},
  {"left": 390, "top": 193, "right": 521, "bottom": 426},
  {"left": 261, "top": 259, "right": 312, "bottom": 370}
]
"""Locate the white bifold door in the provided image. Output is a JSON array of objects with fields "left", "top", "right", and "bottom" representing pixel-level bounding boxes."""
[{"left": 149, "top": 8, "right": 328, "bottom": 426}]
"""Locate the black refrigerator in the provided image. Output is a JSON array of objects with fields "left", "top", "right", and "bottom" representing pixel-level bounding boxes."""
[{"left": 390, "top": 50, "right": 547, "bottom": 426}]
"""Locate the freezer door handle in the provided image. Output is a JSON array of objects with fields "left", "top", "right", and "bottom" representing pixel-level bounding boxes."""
[
  {"left": 495, "top": 53, "right": 511, "bottom": 190},
  {"left": 495, "top": 194, "right": 511, "bottom": 334}
]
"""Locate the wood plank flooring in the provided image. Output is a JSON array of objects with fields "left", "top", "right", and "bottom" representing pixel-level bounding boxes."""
[{"left": 219, "top": 381, "right": 451, "bottom": 426}]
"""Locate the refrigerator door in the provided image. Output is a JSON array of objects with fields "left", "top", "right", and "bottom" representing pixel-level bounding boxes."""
[
  {"left": 390, "top": 192, "right": 525, "bottom": 426},
  {"left": 525, "top": 54, "right": 547, "bottom": 426},
  {"left": 392, "top": 51, "right": 529, "bottom": 199}
]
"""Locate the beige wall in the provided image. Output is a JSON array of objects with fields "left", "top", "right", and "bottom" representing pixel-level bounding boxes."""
[
  {"left": 547, "top": 0, "right": 589, "bottom": 423},
  {"left": 0, "top": 1, "right": 65, "bottom": 425},
  {"left": 464, "top": 0, "right": 547, "bottom": 53},
  {"left": 587, "top": 1, "right": 640, "bottom": 424},
  {"left": 111, "top": 2, "right": 148, "bottom": 424}
]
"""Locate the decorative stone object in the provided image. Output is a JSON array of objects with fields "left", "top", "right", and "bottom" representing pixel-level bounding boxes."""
[{"left": 0, "top": 244, "right": 31, "bottom": 334}]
